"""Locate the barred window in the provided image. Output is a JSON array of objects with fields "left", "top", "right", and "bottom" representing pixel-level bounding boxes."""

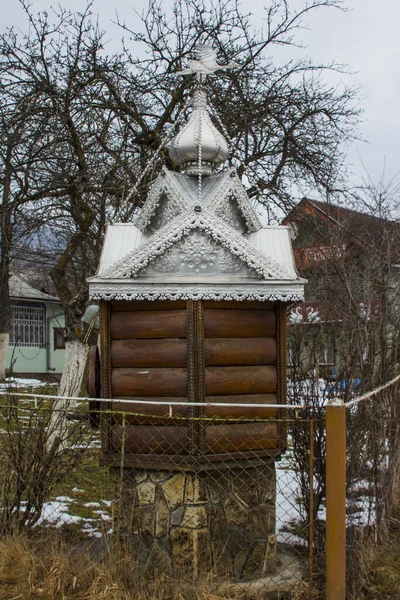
[{"left": 10, "top": 305, "right": 45, "bottom": 347}]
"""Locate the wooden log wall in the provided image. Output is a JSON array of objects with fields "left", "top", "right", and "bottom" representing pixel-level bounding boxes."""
[
  {"left": 101, "top": 299, "right": 286, "bottom": 463},
  {"left": 202, "top": 301, "right": 278, "bottom": 454}
]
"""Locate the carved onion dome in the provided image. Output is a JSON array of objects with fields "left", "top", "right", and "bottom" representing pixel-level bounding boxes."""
[{"left": 168, "top": 88, "right": 229, "bottom": 177}]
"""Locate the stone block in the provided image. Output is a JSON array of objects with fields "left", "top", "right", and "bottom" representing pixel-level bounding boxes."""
[
  {"left": 263, "top": 534, "right": 276, "bottom": 573},
  {"left": 130, "top": 534, "right": 151, "bottom": 565},
  {"left": 137, "top": 481, "right": 156, "bottom": 505},
  {"left": 224, "top": 495, "right": 250, "bottom": 528},
  {"left": 133, "top": 505, "right": 155, "bottom": 539},
  {"left": 224, "top": 527, "right": 251, "bottom": 556},
  {"left": 161, "top": 474, "right": 185, "bottom": 511},
  {"left": 170, "top": 505, "right": 185, "bottom": 526},
  {"left": 233, "top": 549, "right": 249, "bottom": 579},
  {"left": 184, "top": 474, "right": 208, "bottom": 504},
  {"left": 171, "top": 527, "right": 210, "bottom": 577},
  {"left": 150, "top": 471, "right": 169, "bottom": 483},
  {"left": 170, "top": 527, "right": 194, "bottom": 574},
  {"left": 155, "top": 491, "right": 169, "bottom": 537},
  {"left": 243, "top": 541, "right": 267, "bottom": 579},
  {"left": 267, "top": 504, "right": 276, "bottom": 532},
  {"left": 206, "top": 471, "right": 230, "bottom": 504},
  {"left": 181, "top": 505, "right": 207, "bottom": 529},
  {"left": 146, "top": 541, "right": 172, "bottom": 576},
  {"left": 249, "top": 505, "right": 269, "bottom": 539},
  {"left": 231, "top": 469, "right": 260, "bottom": 507}
]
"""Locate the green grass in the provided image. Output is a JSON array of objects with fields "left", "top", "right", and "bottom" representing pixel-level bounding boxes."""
[{"left": 0, "top": 382, "right": 116, "bottom": 537}]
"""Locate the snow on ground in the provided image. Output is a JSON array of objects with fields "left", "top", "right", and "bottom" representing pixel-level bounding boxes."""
[
  {"left": 37, "top": 501, "right": 83, "bottom": 528},
  {"left": 36, "top": 499, "right": 112, "bottom": 536},
  {"left": 276, "top": 456, "right": 307, "bottom": 546},
  {"left": 0, "top": 377, "right": 58, "bottom": 390}
]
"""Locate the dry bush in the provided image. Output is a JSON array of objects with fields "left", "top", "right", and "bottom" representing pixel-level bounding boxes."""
[{"left": 0, "top": 397, "right": 95, "bottom": 534}]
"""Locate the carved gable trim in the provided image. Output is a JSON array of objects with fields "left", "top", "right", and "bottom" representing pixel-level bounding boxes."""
[
  {"left": 203, "top": 169, "right": 262, "bottom": 233},
  {"left": 134, "top": 167, "right": 262, "bottom": 234},
  {"left": 102, "top": 211, "right": 296, "bottom": 281},
  {"left": 134, "top": 167, "right": 191, "bottom": 232}
]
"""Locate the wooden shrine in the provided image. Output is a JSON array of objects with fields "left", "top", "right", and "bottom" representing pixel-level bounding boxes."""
[{"left": 88, "top": 51, "right": 305, "bottom": 582}]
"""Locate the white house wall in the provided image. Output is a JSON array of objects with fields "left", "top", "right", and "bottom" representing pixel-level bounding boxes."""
[{"left": 7, "top": 302, "right": 66, "bottom": 376}]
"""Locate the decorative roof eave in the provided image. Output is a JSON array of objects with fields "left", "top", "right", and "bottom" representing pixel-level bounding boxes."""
[
  {"left": 88, "top": 280, "right": 305, "bottom": 303},
  {"left": 101, "top": 210, "right": 296, "bottom": 282}
]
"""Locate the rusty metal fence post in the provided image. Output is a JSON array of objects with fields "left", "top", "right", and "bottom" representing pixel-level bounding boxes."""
[{"left": 326, "top": 398, "right": 346, "bottom": 600}]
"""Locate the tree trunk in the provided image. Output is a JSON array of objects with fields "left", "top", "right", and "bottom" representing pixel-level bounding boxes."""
[
  {"left": 0, "top": 142, "right": 13, "bottom": 382},
  {"left": 57, "top": 338, "right": 89, "bottom": 398},
  {"left": 47, "top": 339, "right": 89, "bottom": 451},
  {"left": 0, "top": 333, "right": 8, "bottom": 380}
]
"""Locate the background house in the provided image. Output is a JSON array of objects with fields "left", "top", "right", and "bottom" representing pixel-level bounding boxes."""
[
  {"left": 7, "top": 275, "right": 66, "bottom": 378},
  {"left": 283, "top": 198, "right": 400, "bottom": 379}
]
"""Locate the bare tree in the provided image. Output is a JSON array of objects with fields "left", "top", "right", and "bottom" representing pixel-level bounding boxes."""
[
  {"left": 0, "top": 0, "right": 360, "bottom": 394},
  {"left": 286, "top": 184, "right": 400, "bottom": 590}
]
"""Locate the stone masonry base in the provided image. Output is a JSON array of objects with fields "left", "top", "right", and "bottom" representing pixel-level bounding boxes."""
[{"left": 113, "top": 461, "right": 277, "bottom": 581}]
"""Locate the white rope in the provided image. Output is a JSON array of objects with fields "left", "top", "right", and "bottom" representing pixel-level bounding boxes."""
[
  {"left": 0, "top": 390, "right": 309, "bottom": 410},
  {"left": 120, "top": 94, "right": 192, "bottom": 209},
  {"left": 197, "top": 97, "right": 202, "bottom": 205},
  {"left": 208, "top": 103, "right": 234, "bottom": 159},
  {"left": 345, "top": 373, "right": 400, "bottom": 408}
]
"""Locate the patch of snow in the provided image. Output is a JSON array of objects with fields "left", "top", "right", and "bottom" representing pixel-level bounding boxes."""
[
  {"left": 276, "top": 465, "right": 302, "bottom": 530},
  {"left": 84, "top": 502, "right": 101, "bottom": 508},
  {"left": 36, "top": 501, "right": 83, "bottom": 527},
  {"left": 54, "top": 496, "right": 74, "bottom": 503},
  {"left": 0, "top": 377, "right": 57, "bottom": 389},
  {"left": 101, "top": 500, "right": 114, "bottom": 507},
  {"left": 94, "top": 510, "right": 111, "bottom": 521},
  {"left": 72, "top": 487, "right": 85, "bottom": 493}
]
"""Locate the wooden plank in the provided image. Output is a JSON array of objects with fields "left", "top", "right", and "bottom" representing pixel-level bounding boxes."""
[
  {"left": 111, "top": 397, "right": 189, "bottom": 420},
  {"left": 101, "top": 450, "right": 282, "bottom": 470},
  {"left": 111, "top": 424, "right": 189, "bottom": 454},
  {"left": 205, "top": 365, "right": 277, "bottom": 395},
  {"left": 205, "top": 338, "right": 276, "bottom": 366},
  {"left": 204, "top": 309, "right": 276, "bottom": 338},
  {"left": 111, "top": 339, "right": 187, "bottom": 368},
  {"left": 203, "top": 300, "right": 275, "bottom": 310},
  {"left": 204, "top": 394, "right": 278, "bottom": 419},
  {"left": 204, "top": 422, "right": 279, "bottom": 453},
  {"left": 111, "top": 300, "right": 186, "bottom": 311},
  {"left": 112, "top": 367, "right": 187, "bottom": 397},
  {"left": 111, "top": 310, "right": 186, "bottom": 339}
]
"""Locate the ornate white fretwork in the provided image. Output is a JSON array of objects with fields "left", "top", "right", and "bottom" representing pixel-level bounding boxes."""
[
  {"left": 134, "top": 168, "right": 192, "bottom": 232},
  {"left": 134, "top": 167, "right": 262, "bottom": 234},
  {"left": 204, "top": 169, "right": 262, "bottom": 233},
  {"left": 102, "top": 211, "right": 295, "bottom": 281},
  {"left": 89, "top": 282, "right": 304, "bottom": 302},
  {"left": 148, "top": 230, "right": 250, "bottom": 276}
]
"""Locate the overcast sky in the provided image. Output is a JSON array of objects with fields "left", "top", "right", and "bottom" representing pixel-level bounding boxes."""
[{"left": 3, "top": 0, "right": 400, "bottom": 190}]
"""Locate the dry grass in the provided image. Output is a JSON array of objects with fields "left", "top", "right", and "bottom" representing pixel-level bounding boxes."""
[
  {"left": 358, "top": 509, "right": 400, "bottom": 600},
  {"left": 0, "top": 532, "right": 238, "bottom": 600}
]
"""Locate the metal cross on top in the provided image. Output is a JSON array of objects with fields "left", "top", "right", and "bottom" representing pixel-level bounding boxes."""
[{"left": 177, "top": 43, "right": 239, "bottom": 81}]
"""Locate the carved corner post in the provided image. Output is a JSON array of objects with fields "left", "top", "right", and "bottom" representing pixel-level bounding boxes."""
[
  {"left": 276, "top": 301, "right": 288, "bottom": 452},
  {"left": 99, "top": 301, "right": 112, "bottom": 453},
  {"left": 187, "top": 300, "right": 205, "bottom": 455}
]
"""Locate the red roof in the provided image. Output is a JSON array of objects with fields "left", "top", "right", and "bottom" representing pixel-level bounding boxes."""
[{"left": 283, "top": 198, "right": 400, "bottom": 264}]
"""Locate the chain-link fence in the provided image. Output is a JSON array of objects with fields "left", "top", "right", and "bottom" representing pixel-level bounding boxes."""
[
  {"left": 0, "top": 391, "right": 322, "bottom": 598},
  {"left": 344, "top": 378, "right": 400, "bottom": 599},
  {"left": 1, "top": 383, "right": 399, "bottom": 599}
]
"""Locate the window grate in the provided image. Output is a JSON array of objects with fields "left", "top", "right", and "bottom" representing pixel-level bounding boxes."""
[{"left": 10, "top": 306, "right": 45, "bottom": 347}]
